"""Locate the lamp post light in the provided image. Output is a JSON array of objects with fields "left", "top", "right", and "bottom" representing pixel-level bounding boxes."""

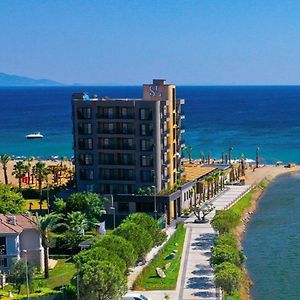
[
  {"left": 228, "top": 146, "right": 234, "bottom": 164},
  {"left": 110, "top": 194, "right": 116, "bottom": 229},
  {"left": 22, "top": 250, "right": 29, "bottom": 300},
  {"left": 151, "top": 170, "right": 157, "bottom": 220}
]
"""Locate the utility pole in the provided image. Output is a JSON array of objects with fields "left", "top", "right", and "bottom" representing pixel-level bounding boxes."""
[{"left": 22, "top": 250, "right": 29, "bottom": 300}]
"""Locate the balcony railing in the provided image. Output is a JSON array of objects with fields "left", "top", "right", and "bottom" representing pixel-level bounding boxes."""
[
  {"left": 97, "top": 113, "right": 135, "bottom": 119},
  {"left": 98, "top": 144, "right": 135, "bottom": 150}
]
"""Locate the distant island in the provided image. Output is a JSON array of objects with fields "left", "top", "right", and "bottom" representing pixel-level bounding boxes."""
[{"left": 0, "top": 72, "right": 62, "bottom": 86}]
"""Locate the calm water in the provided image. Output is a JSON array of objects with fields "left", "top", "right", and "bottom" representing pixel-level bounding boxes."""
[
  {"left": 1, "top": 85, "right": 300, "bottom": 162},
  {"left": 243, "top": 172, "right": 300, "bottom": 300}
]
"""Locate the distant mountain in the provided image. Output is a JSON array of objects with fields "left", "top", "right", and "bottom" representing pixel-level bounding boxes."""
[{"left": 0, "top": 72, "right": 62, "bottom": 86}]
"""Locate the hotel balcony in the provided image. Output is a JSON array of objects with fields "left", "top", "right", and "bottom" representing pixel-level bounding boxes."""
[{"left": 97, "top": 113, "right": 135, "bottom": 120}]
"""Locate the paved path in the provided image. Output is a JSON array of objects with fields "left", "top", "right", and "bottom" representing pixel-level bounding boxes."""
[{"left": 139, "top": 185, "right": 251, "bottom": 300}]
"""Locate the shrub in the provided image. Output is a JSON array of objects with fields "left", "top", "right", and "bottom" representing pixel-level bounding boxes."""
[
  {"left": 93, "top": 234, "right": 137, "bottom": 268},
  {"left": 113, "top": 221, "right": 153, "bottom": 261},
  {"left": 214, "top": 233, "right": 238, "bottom": 248},
  {"left": 124, "top": 213, "right": 167, "bottom": 246},
  {"left": 214, "top": 262, "right": 241, "bottom": 295},
  {"left": 211, "top": 210, "right": 240, "bottom": 233},
  {"left": 78, "top": 260, "right": 127, "bottom": 300},
  {"left": 74, "top": 247, "right": 127, "bottom": 274},
  {"left": 211, "top": 244, "right": 244, "bottom": 267}
]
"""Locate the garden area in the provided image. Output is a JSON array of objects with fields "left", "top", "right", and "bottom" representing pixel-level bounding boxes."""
[
  {"left": 133, "top": 223, "right": 186, "bottom": 290},
  {"left": 210, "top": 186, "right": 259, "bottom": 300}
]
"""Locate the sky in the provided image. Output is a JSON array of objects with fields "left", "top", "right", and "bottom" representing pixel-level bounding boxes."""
[{"left": 1, "top": 0, "right": 300, "bottom": 85}]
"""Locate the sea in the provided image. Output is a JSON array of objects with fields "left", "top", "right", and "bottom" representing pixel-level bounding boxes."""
[
  {"left": 1, "top": 85, "right": 300, "bottom": 163},
  {"left": 243, "top": 172, "right": 300, "bottom": 300},
  {"left": 1, "top": 85, "right": 300, "bottom": 297}
]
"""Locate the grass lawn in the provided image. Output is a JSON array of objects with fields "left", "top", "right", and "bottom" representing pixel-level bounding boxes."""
[
  {"left": 35, "top": 258, "right": 76, "bottom": 289},
  {"left": 133, "top": 223, "right": 186, "bottom": 290},
  {"left": 24, "top": 199, "right": 48, "bottom": 210},
  {"left": 225, "top": 292, "right": 241, "bottom": 300},
  {"left": 228, "top": 188, "right": 256, "bottom": 218}
]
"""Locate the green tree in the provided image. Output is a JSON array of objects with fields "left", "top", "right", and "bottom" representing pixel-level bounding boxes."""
[
  {"left": 78, "top": 260, "right": 127, "bottom": 300},
  {"left": 9, "top": 259, "right": 35, "bottom": 294},
  {"left": 214, "top": 262, "right": 241, "bottom": 295},
  {"left": 26, "top": 157, "right": 34, "bottom": 185},
  {"left": 211, "top": 210, "right": 240, "bottom": 234},
  {"left": 214, "top": 233, "right": 238, "bottom": 249},
  {"left": 53, "top": 197, "right": 66, "bottom": 213},
  {"left": 93, "top": 235, "right": 137, "bottom": 268},
  {"left": 64, "top": 211, "right": 88, "bottom": 234},
  {"left": 211, "top": 244, "right": 244, "bottom": 267},
  {"left": 0, "top": 184, "right": 25, "bottom": 213},
  {"left": 125, "top": 212, "right": 167, "bottom": 246},
  {"left": 34, "top": 162, "right": 50, "bottom": 201},
  {"left": 0, "top": 154, "right": 10, "bottom": 185},
  {"left": 12, "top": 160, "right": 27, "bottom": 190},
  {"left": 65, "top": 192, "right": 107, "bottom": 223},
  {"left": 74, "top": 247, "right": 126, "bottom": 274},
  {"left": 35, "top": 213, "right": 61, "bottom": 278},
  {"left": 113, "top": 221, "right": 153, "bottom": 261}
]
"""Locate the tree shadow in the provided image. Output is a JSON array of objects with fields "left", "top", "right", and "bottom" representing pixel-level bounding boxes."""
[
  {"left": 191, "top": 233, "right": 215, "bottom": 251},
  {"left": 193, "top": 290, "right": 216, "bottom": 298},
  {"left": 192, "top": 264, "right": 213, "bottom": 276},
  {"left": 186, "top": 276, "right": 215, "bottom": 290}
]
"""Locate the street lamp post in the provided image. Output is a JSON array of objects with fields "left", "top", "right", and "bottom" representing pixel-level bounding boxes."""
[
  {"left": 151, "top": 168, "right": 158, "bottom": 220},
  {"left": 22, "top": 250, "right": 29, "bottom": 300},
  {"left": 110, "top": 194, "right": 116, "bottom": 229},
  {"left": 256, "top": 147, "right": 260, "bottom": 168}
]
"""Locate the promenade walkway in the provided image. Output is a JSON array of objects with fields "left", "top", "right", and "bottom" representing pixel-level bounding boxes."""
[{"left": 139, "top": 185, "right": 251, "bottom": 300}]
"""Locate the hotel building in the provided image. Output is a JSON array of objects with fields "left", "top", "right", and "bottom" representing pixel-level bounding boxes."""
[{"left": 72, "top": 79, "right": 185, "bottom": 198}]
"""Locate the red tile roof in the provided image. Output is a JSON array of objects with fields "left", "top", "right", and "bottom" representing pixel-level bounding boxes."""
[{"left": 0, "top": 214, "right": 37, "bottom": 234}]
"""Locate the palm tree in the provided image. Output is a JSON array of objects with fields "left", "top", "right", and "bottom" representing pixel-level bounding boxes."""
[
  {"left": 0, "top": 154, "right": 10, "bottom": 185},
  {"left": 26, "top": 157, "right": 34, "bottom": 186},
  {"left": 219, "top": 170, "right": 225, "bottom": 190},
  {"left": 12, "top": 160, "right": 27, "bottom": 190},
  {"left": 185, "top": 146, "right": 193, "bottom": 163},
  {"left": 35, "top": 213, "right": 60, "bottom": 278},
  {"left": 64, "top": 211, "right": 88, "bottom": 234},
  {"left": 206, "top": 176, "right": 214, "bottom": 199},
  {"left": 34, "top": 162, "right": 50, "bottom": 201}
]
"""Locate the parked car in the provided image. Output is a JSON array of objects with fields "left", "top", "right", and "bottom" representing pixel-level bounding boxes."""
[{"left": 121, "top": 293, "right": 152, "bottom": 300}]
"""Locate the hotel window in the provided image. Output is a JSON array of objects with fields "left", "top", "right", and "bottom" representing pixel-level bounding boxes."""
[
  {"left": 85, "top": 184, "right": 94, "bottom": 192},
  {"left": 140, "top": 139, "right": 151, "bottom": 151},
  {"left": 83, "top": 108, "right": 92, "bottom": 119},
  {"left": 80, "top": 169, "right": 94, "bottom": 180},
  {"left": 104, "top": 138, "right": 109, "bottom": 147},
  {"left": 86, "top": 138, "right": 93, "bottom": 150},
  {"left": 121, "top": 107, "right": 127, "bottom": 118},
  {"left": 140, "top": 155, "right": 152, "bottom": 167},
  {"left": 118, "top": 202, "right": 129, "bottom": 213},
  {"left": 104, "top": 107, "right": 114, "bottom": 118},
  {"left": 79, "top": 154, "right": 93, "bottom": 165},
  {"left": 140, "top": 124, "right": 153, "bottom": 136},
  {"left": 83, "top": 123, "right": 92, "bottom": 134},
  {"left": 141, "top": 170, "right": 151, "bottom": 182}
]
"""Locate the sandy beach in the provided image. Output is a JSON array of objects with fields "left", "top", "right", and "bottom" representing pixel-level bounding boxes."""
[{"left": 0, "top": 159, "right": 73, "bottom": 187}]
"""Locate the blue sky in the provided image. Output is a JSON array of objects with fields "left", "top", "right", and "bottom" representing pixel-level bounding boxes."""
[{"left": 1, "top": 0, "right": 300, "bottom": 84}]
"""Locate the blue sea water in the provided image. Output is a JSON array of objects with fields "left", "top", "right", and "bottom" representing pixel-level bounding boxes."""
[
  {"left": 243, "top": 172, "right": 300, "bottom": 300},
  {"left": 0, "top": 85, "right": 300, "bottom": 162}
]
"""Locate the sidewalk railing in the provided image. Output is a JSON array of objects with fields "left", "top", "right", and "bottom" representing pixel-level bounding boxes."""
[{"left": 223, "top": 185, "right": 255, "bottom": 210}]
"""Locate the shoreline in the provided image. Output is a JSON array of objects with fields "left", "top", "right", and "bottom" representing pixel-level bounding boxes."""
[{"left": 232, "top": 165, "right": 300, "bottom": 300}]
